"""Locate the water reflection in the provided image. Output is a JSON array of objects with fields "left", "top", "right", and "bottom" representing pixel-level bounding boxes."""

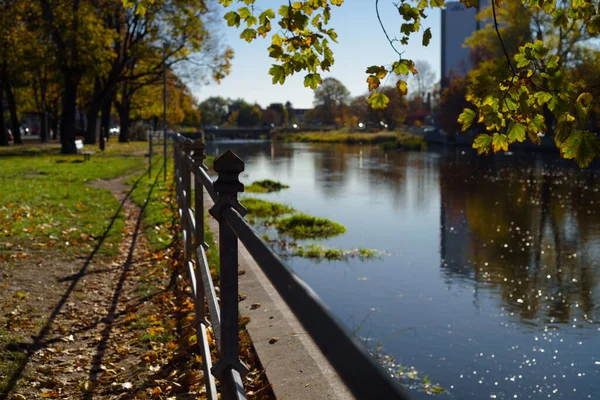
[{"left": 440, "top": 153, "right": 600, "bottom": 325}]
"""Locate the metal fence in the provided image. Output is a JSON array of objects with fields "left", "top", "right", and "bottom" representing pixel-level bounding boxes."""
[{"left": 172, "top": 133, "right": 412, "bottom": 400}]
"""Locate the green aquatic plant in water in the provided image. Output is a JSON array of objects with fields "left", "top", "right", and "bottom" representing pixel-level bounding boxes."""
[
  {"left": 295, "top": 244, "right": 381, "bottom": 261},
  {"left": 240, "top": 197, "right": 295, "bottom": 218},
  {"left": 261, "top": 236, "right": 382, "bottom": 261},
  {"left": 275, "top": 213, "right": 346, "bottom": 239},
  {"left": 245, "top": 179, "right": 289, "bottom": 193},
  {"left": 361, "top": 337, "right": 446, "bottom": 395}
]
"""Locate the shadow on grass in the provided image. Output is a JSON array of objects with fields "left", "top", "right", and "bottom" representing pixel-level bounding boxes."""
[{"left": 0, "top": 168, "right": 148, "bottom": 400}]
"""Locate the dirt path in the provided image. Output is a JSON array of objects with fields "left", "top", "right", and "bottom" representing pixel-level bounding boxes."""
[{"left": 1, "top": 174, "right": 188, "bottom": 399}]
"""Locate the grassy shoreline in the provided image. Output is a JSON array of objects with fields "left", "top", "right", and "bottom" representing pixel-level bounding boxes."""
[{"left": 273, "top": 130, "right": 426, "bottom": 150}]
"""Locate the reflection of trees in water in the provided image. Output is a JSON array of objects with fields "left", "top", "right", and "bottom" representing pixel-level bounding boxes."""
[
  {"left": 310, "top": 144, "right": 440, "bottom": 210},
  {"left": 344, "top": 146, "right": 438, "bottom": 213},
  {"left": 312, "top": 144, "right": 351, "bottom": 198},
  {"left": 361, "top": 149, "right": 410, "bottom": 211},
  {"left": 440, "top": 152, "right": 600, "bottom": 324},
  {"left": 210, "top": 141, "right": 296, "bottom": 176}
]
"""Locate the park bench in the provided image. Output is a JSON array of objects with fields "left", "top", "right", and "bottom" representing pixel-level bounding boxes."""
[{"left": 75, "top": 140, "right": 95, "bottom": 161}]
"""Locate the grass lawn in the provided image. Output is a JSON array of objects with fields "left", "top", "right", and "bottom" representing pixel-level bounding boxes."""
[{"left": 0, "top": 142, "right": 148, "bottom": 259}]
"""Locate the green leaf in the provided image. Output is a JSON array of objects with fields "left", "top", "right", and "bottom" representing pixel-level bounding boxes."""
[
  {"left": 546, "top": 55, "right": 559, "bottom": 69},
  {"left": 238, "top": 7, "right": 252, "bottom": 19},
  {"left": 472, "top": 134, "right": 493, "bottom": 155},
  {"left": 514, "top": 53, "right": 530, "bottom": 68},
  {"left": 507, "top": 122, "right": 526, "bottom": 143},
  {"left": 240, "top": 28, "right": 257, "bottom": 42},
  {"left": 268, "top": 45, "right": 283, "bottom": 58},
  {"left": 577, "top": 92, "right": 593, "bottom": 107},
  {"left": 392, "top": 60, "right": 416, "bottom": 76},
  {"left": 259, "top": 9, "right": 275, "bottom": 24},
  {"left": 367, "top": 92, "right": 390, "bottom": 110},
  {"left": 396, "top": 79, "right": 408, "bottom": 95},
  {"left": 224, "top": 11, "right": 241, "bottom": 27},
  {"left": 492, "top": 133, "right": 509, "bottom": 152},
  {"left": 257, "top": 25, "right": 269, "bottom": 37},
  {"left": 269, "top": 65, "right": 285, "bottom": 84},
  {"left": 367, "top": 76, "right": 380, "bottom": 91},
  {"left": 422, "top": 28, "right": 432, "bottom": 46},
  {"left": 303, "top": 73, "right": 322, "bottom": 89},
  {"left": 534, "top": 92, "right": 552, "bottom": 106},
  {"left": 366, "top": 65, "right": 388, "bottom": 79},
  {"left": 560, "top": 130, "right": 600, "bottom": 167},
  {"left": 458, "top": 109, "right": 476, "bottom": 131}
]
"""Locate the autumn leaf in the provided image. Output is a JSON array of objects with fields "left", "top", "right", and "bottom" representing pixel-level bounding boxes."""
[
  {"left": 304, "top": 73, "right": 322, "bottom": 89},
  {"left": 422, "top": 28, "right": 432, "bottom": 46},
  {"left": 396, "top": 79, "right": 408, "bottom": 95},
  {"left": 560, "top": 130, "right": 600, "bottom": 167},
  {"left": 367, "top": 92, "right": 390, "bottom": 110},
  {"left": 458, "top": 109, "right": 476, "bottom": 131},
  {"left": 507, "top": 121, "right": 526, "bottom": 143},
  {"left": 492, "top": 133, "right": 509, "bottom": 152},
  {"left": 367, "top": 75, "right": 380, "bottom": 91},
  {"left": 472, "top": 134, "right": 493, "bottom": 155},
  {"left": 269, "top": 65, "right": 285, "bottom": 84}
]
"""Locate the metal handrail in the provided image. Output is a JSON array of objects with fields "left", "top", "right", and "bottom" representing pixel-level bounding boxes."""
[{"left": 171, "top": 133, "right": 412, "bottom": 400}]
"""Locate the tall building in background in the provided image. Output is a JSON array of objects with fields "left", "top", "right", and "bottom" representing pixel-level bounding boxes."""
[{"left": 441, "top": 1, "right": 487, "bottom": 87}]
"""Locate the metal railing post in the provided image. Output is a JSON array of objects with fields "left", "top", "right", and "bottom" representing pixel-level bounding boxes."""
[
  {"left": 190, "top": 141, "right": 207, "bottom": 250},
  {"left": 181, "top": 143, "right": 193, "bottom": 263},
  {"left": 190, "top": 141, "right": 209, "bottom": 328},
  {"left": 209, "top": 151, "right": 249, "bottom": 392}
]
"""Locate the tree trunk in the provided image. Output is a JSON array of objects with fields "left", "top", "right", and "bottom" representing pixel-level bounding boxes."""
[
  {"left": 85, "top": 102, "right": 100, "bottom": 145},
  {"left": 117, "top": 100, "right": 130, "bottom": 143},
  {"left": 79, "top": 107, "right": 85, "bottom": 133},
  {"left": 51, "top": 98, "right": 59, "bottom": 140},
  {"left": 3, "top": 68, "right": 22, "bottom": 144},
  {"left": 61, "top": 75, "right": 78, "bottom": 154},
  {"left": 40, "top": 112, "right": 48, "bottom": 142},
  {"left": 100, "top": 92, "right": 112, "bottom": 141},
  {"left": 0, "top": 85, "right": 8, "bottom": 146},
  {"left": 100, "top": 92, "right": 113, "bottom": 150},
  {"left": 84, "top": 79, "right": 102, "bottom": 144},
  {"left": 51, "top": 113, "right": 58, "bottom": 140}
]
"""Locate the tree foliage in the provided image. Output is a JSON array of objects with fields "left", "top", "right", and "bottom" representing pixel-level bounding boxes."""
[
  {"left": 216, "top": 0, "right": 600, "bottom": 167},
  {"left": 0, "top": 0, "right": 232, "bottom": 150},
  {"left": 313, "top": 77, "right": 349, "bottom": 124}
]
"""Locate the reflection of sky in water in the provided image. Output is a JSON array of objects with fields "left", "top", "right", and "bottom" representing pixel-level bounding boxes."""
[{"left": 207, "top": 141, "right": 600, "bottom": 400}]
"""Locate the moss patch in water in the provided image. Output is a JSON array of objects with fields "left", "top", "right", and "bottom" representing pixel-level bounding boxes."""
[
  {"left": 240, "top": 198, "right": 295, "bottom": 218},
  {"left": 295, "top": 244, "right": 381, "bottom": 261},
  {"left": 246, "top": 179, "right": 289, "bottom": 193},
  {"left": 275, "top": 213, "right": 346, "bottom": 239}
]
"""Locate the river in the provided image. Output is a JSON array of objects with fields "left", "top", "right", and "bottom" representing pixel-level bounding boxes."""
[{"left": 206, "top": 140, "right": 600, "bottom": 400}]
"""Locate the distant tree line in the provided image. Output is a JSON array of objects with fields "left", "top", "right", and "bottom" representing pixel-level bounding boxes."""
[{"left": 199, "top": 67, "right": 437, "bottom": 131}]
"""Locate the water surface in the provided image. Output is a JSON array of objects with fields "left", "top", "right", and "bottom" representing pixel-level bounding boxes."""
[{"left": 207, "top": 141, "right": 600, "bottom": 400}]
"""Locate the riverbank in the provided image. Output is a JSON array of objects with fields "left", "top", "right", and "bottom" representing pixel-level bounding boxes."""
[{"left": 273, "top": 130, "right": 426, "bottom": 150}]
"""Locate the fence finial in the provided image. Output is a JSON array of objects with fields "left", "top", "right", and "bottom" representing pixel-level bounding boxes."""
[
  {"left": 209, "top": 151, "right": 247, "bottom": 219},
  {"left": 190, "top": 141, "right": 207, "bottom": 170}
]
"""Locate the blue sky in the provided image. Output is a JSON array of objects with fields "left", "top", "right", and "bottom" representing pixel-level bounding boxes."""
[{"left": 194, "top": 1, "right": 442, "bottom": 109}]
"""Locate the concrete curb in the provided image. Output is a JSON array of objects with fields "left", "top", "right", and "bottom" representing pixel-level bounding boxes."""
[{"left": 205, "top": 193, "right": 355, "bottom": 400}]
